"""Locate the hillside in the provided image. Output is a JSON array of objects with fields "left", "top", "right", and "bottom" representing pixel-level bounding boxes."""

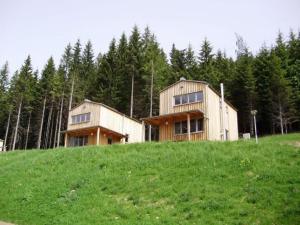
[{"left": 0, "top": 134, "right": 299, "bottom": 225}]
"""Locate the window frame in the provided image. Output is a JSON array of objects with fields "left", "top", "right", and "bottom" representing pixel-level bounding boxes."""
[
  {"left": 71, "top": 112, "right": 91, "bottom": 125},
  {"left": 173, "top": 91, "right": 203, "bottom": 107},
  {"left": 174, "top": 118, "right": 204, "bottom": 135}
]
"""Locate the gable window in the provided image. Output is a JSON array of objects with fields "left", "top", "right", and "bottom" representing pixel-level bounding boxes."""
[
  {"left": 174, "top": 118, "right": 204, "bottom": 134},
  {"left": 71, "top": 112, "right": 91, "bottom": 124},
  {"left": 182, "top": 94, "right": 188, "bottom": 104},
  {"left": 195, "top": 92, "right": 203, "bottom": 102},
  {"left": 188, "top": 93, "right": 196, "bottom": 103},
  {"left": 174, "top": 91, "right": 203, "bottom": 106},
  {"left": 174, "top": 96, "right": 181, "bottom": 105}
]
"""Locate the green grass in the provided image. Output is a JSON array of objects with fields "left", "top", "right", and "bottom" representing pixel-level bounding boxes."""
[{"left": 0, "top": 134, "right": 299, "bottom": 225}]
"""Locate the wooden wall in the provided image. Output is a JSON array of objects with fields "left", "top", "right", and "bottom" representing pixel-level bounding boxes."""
[
  {"left": 67, "top": 102, "right": 100, "bottom": 131},
  {"left": 67, "top": 101, "right": 143, "bottom": 144},
  {"left": 99, "top": 105, "right": 143, "bottom": 143},
  {"left": 159, "top": 81, "right": 207, "bottom": 115},
  {"left": 206, "top": 86, "right": 238, "bottom": 141},
  {"left": 159, "top": 115, "right": 208, "bottom": 141},
  {"left": 158, "top": 80, "right": 238, "bottom": 141}
]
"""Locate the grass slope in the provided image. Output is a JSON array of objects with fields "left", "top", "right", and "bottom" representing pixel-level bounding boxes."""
[{"left": 0, "top": 134, "right": 299, "bottom": 225}]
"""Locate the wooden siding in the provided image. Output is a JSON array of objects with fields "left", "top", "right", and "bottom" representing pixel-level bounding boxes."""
[
  {"left": 157, "top": 80, "right": 238, "bottom": 141},
  {"left": 67, "top": 101, "right": 143, "bottom": 145},
  {"left": 67, "top": 103, "right": 100, "bottom": 131},
  {"left": 159, "top": 81, "right": 207, "bottom": 115},
  {"left": 99, "top": 105, "right": 143, "bottom": 143},
  {"left": 158, "top": 115, "right": 208, "bottom": 141},
  {"left": 206, "top": 86, "right": 238, "bottom": 141}
]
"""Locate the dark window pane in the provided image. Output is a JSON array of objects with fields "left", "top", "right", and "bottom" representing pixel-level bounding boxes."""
[
  {"left": 86, "top": 113, "right": 90, "bottom": 121},
  {"left": 72, "top": 116, "right": 75, "bottom": 124},
  {"left": 196, "top": 91, "right": 203, "bottom": 102},
  {"left": 81, "top": 114, "right": 85, "bottom": 122},
  {"left": 182, "top": 94, "right": 188, "bottom": 104},
  {"left": 174, "top": 96, "right": 181, "bottom": 105},
  {"left": 189, "top": 93, "right": 196, "bottom": 103},
  {"left": 76, "top": 115, "right": 80, "bottom": 123},
  {"left": 190, "top": 119, "right": 196, "bottom": 132},
  {"left": 175, "top": 122, "right": 181, "bottom": 134},
  {"left": 182, "top": 121, "right": 187, "bottom": 133},
  {"left": 197, "top": 119, "right": 203, "bottom": 131}
]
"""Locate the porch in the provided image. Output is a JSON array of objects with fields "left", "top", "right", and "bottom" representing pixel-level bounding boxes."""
[
  {"left": 63, "top": 126, "right": 126, "bottom": 147},
  {"left": 142, "top": 110, "right": 208, "bottom": 142}
]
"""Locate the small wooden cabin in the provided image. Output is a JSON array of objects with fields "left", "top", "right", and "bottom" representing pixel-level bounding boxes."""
[
  {"left": 142, "top": 79, "right": 238, "bottom": 141},
  {"left": 64, "top": 100, "right": 144, "bottom": 147}
]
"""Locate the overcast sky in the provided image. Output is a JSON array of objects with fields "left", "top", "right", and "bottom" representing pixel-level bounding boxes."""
[{"left": 1, "top": 0, "right": 299, "bottom": 75}]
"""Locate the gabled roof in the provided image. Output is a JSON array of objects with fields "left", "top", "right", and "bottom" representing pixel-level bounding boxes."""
[
  {"left": 70, "top": 99, "right": 142, "bottom": 124},
  {"left": 160, "top": 80, "right": 208, "bottom": 93},
  {"left": 160, "top": 80, "right": 237, "bottom": 111}
]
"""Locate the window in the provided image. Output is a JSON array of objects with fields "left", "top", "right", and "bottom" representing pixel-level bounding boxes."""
[
  {"left": 197, "top": 119, "right": 203, "bottom": 131},
  {"left": 182, "top": 94, "right": 188, "bottom": 104},
  {"left": 69, "top": 136, "right": 88, "bottom": 147},
  {"left": 195, "top": 92, "right": 203, "bottom": 102},
  {"left": 174, "top": 96, "right": 181, "bottom": 105},
  {"left": 174, "top": 118, "right": 204, "bottom": 134},
  {"left": 182, "top": 121, "right": 187, "bottom": 133},
  {"left": 174, "top": 91, "right": 203, "bottom": 106},
  {"left": 71, "top": 112, "right": 91, "bottom": 124},
  {"left": 175, "top": 122, "right": 181, "bottom": 134},
  {"left": 190, "top": 119, "right": 196, "bottom": 132},
  {"left": 188, "top": 93, "right": 196, "bottom": 103}
]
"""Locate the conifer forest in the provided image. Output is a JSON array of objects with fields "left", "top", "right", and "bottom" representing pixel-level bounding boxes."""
[{"left": 0, "top": 26, "right": 299, "bottom": 150}]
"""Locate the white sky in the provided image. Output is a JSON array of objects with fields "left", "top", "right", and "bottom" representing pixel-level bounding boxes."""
[{"left": 1, "top": 0, "right": 299, "bottom": 75}]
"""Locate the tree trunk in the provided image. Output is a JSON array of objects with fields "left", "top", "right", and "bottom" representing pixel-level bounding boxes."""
[
  {"left": 69, "top": 77, "right": 75, "bottom": 111},
  {"left": 279, "top": 103, "right": 284, "bottom": 135},
  {"left": 53, "top": 109, "right": 59, "bottom": 148},
  {"left": 130, "top": 65, "right": 134, "bottom": 118},
  {"left": 149, "top": 60, "right": 154, "bottom": 141},
  {"left": 37, "top": 97, "right": 46, "bottom": 149},
  {"left": 57, "top": 93, "right": 64, "bottom": 147},
  {"left": 49, "top": 110, "right": 55, "bottom": 148},
  {"left": 12, "top": 100, "right": 22, "bottom": 151},
  {"left": 25, "top": 112, "right": 31, "bottom": 150},
  {"left": 45, "top": 99, "right": 54, "bottom": 149},
  {"left": 3, "top": 110, "right": 11, "bottom": 151}
]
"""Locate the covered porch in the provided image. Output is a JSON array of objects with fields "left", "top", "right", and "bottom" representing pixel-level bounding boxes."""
[
  {"left": 63, "top": 126, "right": 126, "bottom": 147},
  {"left": 142, "top": 110, "right": 208, "bottom": 142}
]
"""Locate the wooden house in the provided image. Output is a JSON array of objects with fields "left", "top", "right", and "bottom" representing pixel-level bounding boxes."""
[
  {"left": 64, "top": 100, "right": 144, "bottom": 147},
  {"left": 142, "top": 79, "right": 238, "bottom": 141}
]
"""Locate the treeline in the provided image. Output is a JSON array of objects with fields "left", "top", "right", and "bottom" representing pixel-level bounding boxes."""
[{"left": 0, "top": 26, "right": 299, "bottom": 150}]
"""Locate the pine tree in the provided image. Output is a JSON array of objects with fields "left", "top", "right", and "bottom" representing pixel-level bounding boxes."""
[
  {"left": 231, "top": 36, "right": 256, "bottom": 134},
  {"left": 198, "top": 38, "right": 217, "bottom": 86}
]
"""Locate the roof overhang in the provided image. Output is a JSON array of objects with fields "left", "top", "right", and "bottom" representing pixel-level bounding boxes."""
[
  {"left": 141, "top": 110, "right": 205, "bottom": 126},
  {"left": 61, "top": 126, "right": 126, "bottom": 138}
]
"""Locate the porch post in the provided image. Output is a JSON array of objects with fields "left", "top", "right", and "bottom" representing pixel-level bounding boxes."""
[
  {"left": 187, "top": 113, "right": 191, "bottom": 141},
  {"left": 64, "top": 133, "right": 68, "bottom": 148},
  {"left": 96, "top": 127, "right": 100, "bottom": 146}
]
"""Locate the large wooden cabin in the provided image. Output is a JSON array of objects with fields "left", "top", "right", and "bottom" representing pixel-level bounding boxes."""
[
  {"left": 64, "top": 100, "right": 144, "bottom": 147},
  {"left": 142, "top": 79, "right": 238, "bottom": 141}
]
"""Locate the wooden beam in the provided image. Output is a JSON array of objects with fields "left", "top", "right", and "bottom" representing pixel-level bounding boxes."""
[
  {"left": 187, "top": 113, "right": 191, "bottom": 141},
  {"left": 96, "top": 127, "right": 100, "bottom": 146}
]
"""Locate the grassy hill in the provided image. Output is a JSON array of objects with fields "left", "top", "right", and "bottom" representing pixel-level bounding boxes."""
[{"left": 0, "top": 134, "right": 299, "bottom": 225}]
